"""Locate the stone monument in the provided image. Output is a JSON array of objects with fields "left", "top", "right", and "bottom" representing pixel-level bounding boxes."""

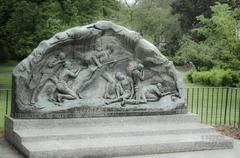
[
  {"left": 5, "top": 21, "right": 233, "bottom": 158},
  {"left": 11, "top": 21, "right": 186, "bottom": 118}
]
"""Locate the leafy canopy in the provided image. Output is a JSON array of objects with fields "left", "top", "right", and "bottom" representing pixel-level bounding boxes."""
[
  {"left": 0, "top": 0, "right": 121, "bottom": 60},
  {"left": 176, "top": 2, "right": 240, "bottom": 70}
]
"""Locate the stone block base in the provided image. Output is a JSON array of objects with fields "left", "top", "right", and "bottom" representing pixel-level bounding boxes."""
[{"left": 5, "top": 113, "right": 233, "bottom": 158}]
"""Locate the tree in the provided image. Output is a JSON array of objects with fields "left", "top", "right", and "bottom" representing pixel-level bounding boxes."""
[
  {"left": 176, "top": 3, "right": 240, "bottom": 70},
  {"left": 171, "top": 0, "right": 240, "bottom": 32},
  {"left": 118, "top": 0, "right": 181, "bottom": 56},
  {"left": 176, "top": 36, "right": 214, "bottom": 70},
  {"left": 193, "top": 2, "right": 240, "bottom": 70},
  {"left": 0, "top": 0, "right": 15, "bottom": 61},
  {"left": 0, "top": 0, "right": 121, "bottom": 61}
]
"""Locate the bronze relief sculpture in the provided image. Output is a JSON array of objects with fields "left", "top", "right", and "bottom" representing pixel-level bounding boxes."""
[{"left": 12, "top": 21, "right": 186, "bottom": 118}]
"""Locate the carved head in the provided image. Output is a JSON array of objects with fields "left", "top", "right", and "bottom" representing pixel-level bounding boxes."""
[
  {"left": 136, "top": 64, "right": 144, "bottom": 71},
  {"left": 59, "top": 52, "right": 66, "bottom": 60},
  {"left": 115, "top": 72, "right": 125, "bottom": 81},
  {"left": 96, "top": 46, "right": 102, "bottom": 51},
  {"left": 17, "top": 63, "right": 26, "bottom": 72},
  {"left": 64, "top": 61, "right": 73, "bottom": 69},
  {"left": 156, "top": 83, "right": 163, "bottom": 90},
  {"left": 32, "top": 49, "right": 43, "bottom": 64}
]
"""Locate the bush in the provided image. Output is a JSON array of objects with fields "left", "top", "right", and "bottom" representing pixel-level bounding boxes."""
[
  {"left": 186, "top": 71, "right": 194, "bottom": 83},
  {"left": 187, "top": 69, "right": 240, "bottom": 87},
  {"left": 172, "top": 56, "right": 185, "bottom": 66}
]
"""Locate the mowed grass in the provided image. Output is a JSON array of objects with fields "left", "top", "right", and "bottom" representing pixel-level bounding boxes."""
[
  {"left": 186, "top": 87, "right": 240, "bottom": 127},
  {"left": 0, "top": 61, "right": 17, "bottom": 132},
  {"left": 0, "top": 60, "right": 17, "bottom": 89},
  {"left": 0, "top": 90, "right": 11, "bottom": 131},
  {"left": 180, "top": 68, "right": 240, "bottom": 127}
]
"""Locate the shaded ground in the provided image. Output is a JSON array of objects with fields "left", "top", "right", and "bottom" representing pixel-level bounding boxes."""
[
  {"left": 217, "top": 126, "right": 240, "bottom": 140},
  {"left": 0, "top": 138, "right": 24, "bottom": 158}
]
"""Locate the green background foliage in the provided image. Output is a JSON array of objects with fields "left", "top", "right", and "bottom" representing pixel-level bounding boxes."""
[
  {"left": 0, "top": 0, "right": 181, "bottom": 60},
  {"left": 187, "top": 69, "right": 240, "bottom": 87},
  {"left": 0, "top": 0, "right": 240, "bottom": 87},
  {"left": 0, "top": 0, "right": 121, "bottom": 60},
  {"left": 175, "top": 2, "right": 240, "bottom": 77}
]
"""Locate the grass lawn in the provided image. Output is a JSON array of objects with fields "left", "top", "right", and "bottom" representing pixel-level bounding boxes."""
[
  {"left": 186, "top": 87, "right": 240, "bottom": 127},
  {"left": 178, "top": 67, "right": 208, "bottom": 88},
  {"left": 0, "top": 61, "right": 17, "bottom": 132},
  {"left": 0, "top": 64, "right": 240, "bottom": 132},
  {"left": 180, "top": 67, "right": 240, "bottom": 127},
  {"left": 0, "top": 60, "right": 18, "bottom": 89},
  {"left": 0, "top": 90, "right": 11, "bottom": 131}
]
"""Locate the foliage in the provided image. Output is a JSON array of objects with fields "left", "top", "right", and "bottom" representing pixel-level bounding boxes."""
[
  {"left": 0, "top": 0, "right": 121, "bottom": 61},
  {"left": 1, "top": 0, "right": 240, "bottom": 71},
  {"left": 172, "top": 56, "right": 185, "bottom": 66},
  {"left": 171, "top": 0, "right": 240, "bottom": 32},
  {"left": 175, "top": 36, "right": 215, "bottom": 70},
  {"left": 0, "top": 51, "right": 10, "bottom": 62},
  {"left": 176, "top": 3, "right": 240, "bottom": 70},
  {"left": 192, "top": 3, "right": 240, "bottom": 70},
  {"left": 187, "top": 69, "right": 240, "bottom": 87},
  {"left": 119, "top": 0, "right": 181, "bottom": 56}
]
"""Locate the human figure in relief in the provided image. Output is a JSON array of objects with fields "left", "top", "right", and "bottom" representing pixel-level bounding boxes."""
[
  {"left": 121, "top": 63, "right": 147, "bottom": 106},
  {"left": 76, "top": 47, "right": 114, "bottom": 98},
  {"left": 55, "top": 61, "right": 81, "bottom": 102},
  {"left": 105, "top": 72, "right": 134, "bottom": 105},
  {"left": 30, "top": 52, "right": 66, "bottom": 104},
  {"left": 143, "top": 83, "right": 169, "bottom": 101}
]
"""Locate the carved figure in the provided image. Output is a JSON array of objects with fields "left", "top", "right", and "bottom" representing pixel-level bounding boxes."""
[
  {"left": 76, "top": 48, "right": 115, "bottom": 98},
  {"left": 121, "top": 64, "right": 147, "bottom": 106},
  {"left": 12, "top": 21, "right": 186, "bottom": 115},
  {"left": 132, "top": 64, "right": 145, "bottom": 101},
  {"left": 30, "top": 52, "right": 66, "bottom": 104},
  {"left": 143, "top": 83, "right": 164, "bottom": 101},
  {"left": 105, "top": 72, "right": 133, "bottom": 105},
  {"left": 55, "top": 61, "right": 81, "bottom": 102}
]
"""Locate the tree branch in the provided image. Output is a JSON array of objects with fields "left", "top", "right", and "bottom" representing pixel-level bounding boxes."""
[
  {"left": 124, "top": 0, "right": 140, "bottom": 8},
  {"left": 124, "top": 0, "right": 131, "bottom": 8}
]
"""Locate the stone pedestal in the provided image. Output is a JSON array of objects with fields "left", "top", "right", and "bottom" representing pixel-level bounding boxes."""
[{"left": 5, "top": 113, "right": 233, "bottom": 158}]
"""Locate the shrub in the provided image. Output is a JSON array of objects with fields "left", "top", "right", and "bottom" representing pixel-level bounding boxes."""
[
  {"left": 187, "top": 69, "right": 240, "bottom": 87},
  {"left": 172, "top": 56, "right": 185, "bottom": 66},
  {"left": 186, "top": 71, "right": 193, "bottom": 83}
]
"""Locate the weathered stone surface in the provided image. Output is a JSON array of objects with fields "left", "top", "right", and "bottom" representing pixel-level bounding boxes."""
[
  {"left": 2, "top": 138, "right": 240, "bottom": 158},
  {"left": 11, "top": 21, "right": 185, "bottom": 118},
  {"left": 5, "top": 114, "right": 233, "bottom": 158}
]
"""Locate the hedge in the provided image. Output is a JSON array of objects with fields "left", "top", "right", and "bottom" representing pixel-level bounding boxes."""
[{"left": 187, "top": 69, "right": 240, "bottom": 87}]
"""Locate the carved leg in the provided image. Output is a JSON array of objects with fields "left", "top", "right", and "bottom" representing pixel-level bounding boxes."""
[
  {"left": 61, "top": 87, "right": 77, "bottom": 99},
  {"left": 103, "top": 82, "right": 114, "bottom": 99},
  {"left": 76, "top": 79, "right": 92, "bottom": 98},
  {"left": 121, "top": 99, "right": 139, "bottom": 107},
  {"left": 57, "top": 93, "right": 76, "bottom": 102},
  {"left": 105, "top": 92, "right": 131, "bottom": 105},
  {"left": 77, "top": 71, "right": 98, "bottom": 98},
  {"left": 121, "top": 93, "right": 146, "bottom": 106},
  {"left": 140, "top": 90, "right": 147, "bottom": 103},
  {"left": 146, "top": 96, "right": 159, "bottom": 102},
  {"left": 105, "top": 97, "right": 122, "bottom": 105},
  {"left": 135, "top": 87, "right": 147, "bottom": 104},
  {"left": 31, "top": 78, "right": 48, "bottom": 104},
  {"left": 101, "top": 72, "right": 114, "bottom": 99},
  {"left": 56, "top": 82, "right": 78, "bottom": 102}
]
